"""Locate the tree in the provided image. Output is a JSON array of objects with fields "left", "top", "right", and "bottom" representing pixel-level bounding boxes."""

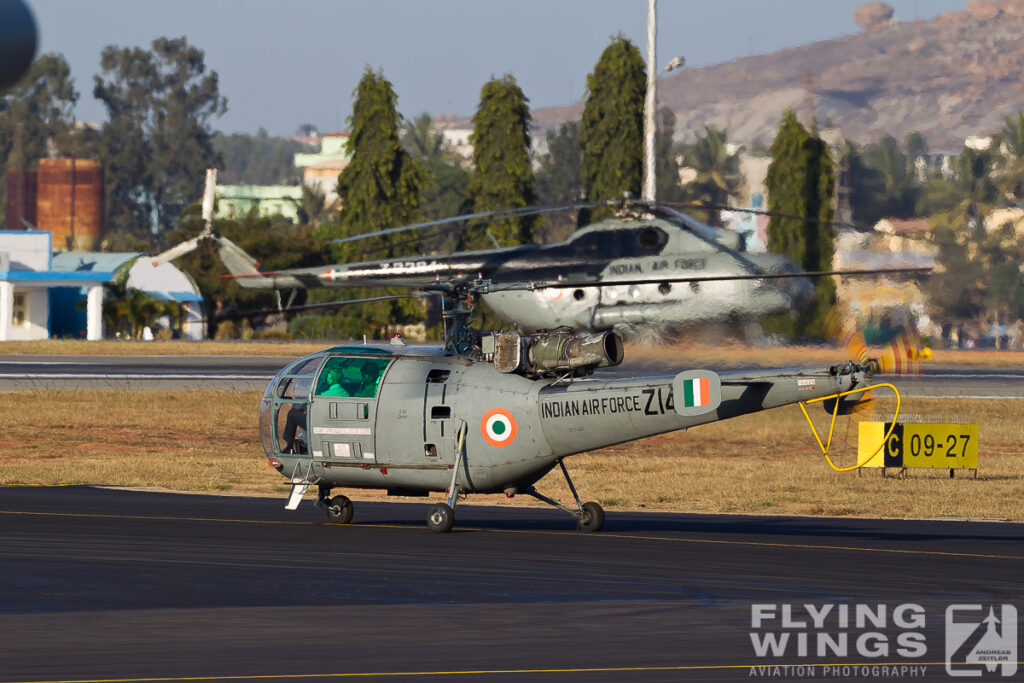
[
  {"left": 654, "top": 107, "right": 686, "bottom": 206},
  {"left": 764, "top": 109, "right": 836, "bottom": 338},
  {"left": 678, "top": 124, "right": 743, "bottom": 225},
  {"left": 401, "top": 112, "right": 470, "bottom": 244},
  {"left": 331, "top": 67, "right": 426, "bottom": 259},
  {"left": 296, "top": 182, "right": 328, "bottom": 229},
  {"left": 0, "top": 53, "right": 79, "bottom": 215},
  {"left": 463, "top": 74, "right": 536, "bottom": 249},
  {"left": 993, "top": 110, "right": 1024, "bottom": 201},
  {"left": 101, "top": 258, "right": 182, "bottom": 339},
  {"left": 928, "top": 213, "right": 1024, "bottom": 328},
  {"left": 93, "top": 37, "right": 226, "bottom": 244},
  {"left": 314, "top": 67, "right": 428, "bottom": 339},
  {"left": 535, "top": 121, "right": 584, "bottom": 241},
  {"left": 579, "top": 35, "right": 645, "bottom": 224},
  {"left": 214, "top": 128, "right": 306, "bottom": 185},
  {"left": 862, "top": 135, "right": 920, "bottom": 219}
]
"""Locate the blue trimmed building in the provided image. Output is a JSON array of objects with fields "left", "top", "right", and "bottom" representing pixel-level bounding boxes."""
[{"left": 0, "top": 230, "right": 204, "bottom": 341}]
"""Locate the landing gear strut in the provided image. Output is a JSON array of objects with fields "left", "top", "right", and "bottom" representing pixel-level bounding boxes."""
[
  {"left": 525, "top": 460, "right": 605, "bottom": 532},
  {"left": 426, "top": 421, "right": 468, "bottom": 533}
]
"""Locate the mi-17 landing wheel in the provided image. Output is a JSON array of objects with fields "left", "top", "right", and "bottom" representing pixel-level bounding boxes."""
[
  {"left": 327, "top": 495, "right": 353, "bottom": 524},
  {"left": 427, "top": 503, "right": 455, "bottom": 533},
  {"left": 576, "top": 501, "right": 605, "bottom": 533}
]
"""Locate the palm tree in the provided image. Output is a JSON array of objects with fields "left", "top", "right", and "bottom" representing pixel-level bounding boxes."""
[
  {"left": 297, "top": 182, "right": 327, "bottom": 229},
  {"left": 101, "top": 258, "right": 182, "bottom": 338},
  {"left": 994, "top": 110, "right": 1024, "bottom": 201},
  {"left": 680, "top": 125, "right": 743, "bottom": 225},
  {"left": 401, "top": 113, "right": 446, "bottom": 161},
  {"left": 863, "top": 135, "right": 919, "bottom": 218}
]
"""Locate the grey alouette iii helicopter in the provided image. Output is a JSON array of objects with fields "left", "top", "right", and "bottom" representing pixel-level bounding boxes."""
[{"left": 255, "top": 278, "right": 898, "bottom": 533}]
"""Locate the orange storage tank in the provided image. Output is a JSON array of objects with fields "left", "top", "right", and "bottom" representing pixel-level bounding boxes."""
[{"left": 36, "top": 158, "right": 104, "bottom": 251}]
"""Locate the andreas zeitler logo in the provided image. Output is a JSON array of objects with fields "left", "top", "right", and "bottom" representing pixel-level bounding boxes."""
[
  {"left": 946, "top": 604, "right": 1017, "bottom": 677},
  {"left": 749, "top": 603, "right": 1018, "bottom": 678}
]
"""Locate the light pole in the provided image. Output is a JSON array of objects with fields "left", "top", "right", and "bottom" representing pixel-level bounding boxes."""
[{"left": 642, "top": 0, "right": 684, "bottom": 202}]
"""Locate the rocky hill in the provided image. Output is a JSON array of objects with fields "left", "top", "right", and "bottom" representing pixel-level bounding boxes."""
[{"left": 532, "top": 0, "right": 1024, "bottom": 151}]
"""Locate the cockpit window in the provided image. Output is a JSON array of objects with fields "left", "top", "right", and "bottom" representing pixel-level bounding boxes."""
[
  {"left": 637, "top": 226, "right": 667, "bottom": 251},
  {"left": 287, "top": 357, "right": 323, "bottom": 376},
  {"left": 278, "top": 377, "right": 313, "bottom": 400},
  {"left": 315, "top": 357, "right": 390, "bottom": 398}
]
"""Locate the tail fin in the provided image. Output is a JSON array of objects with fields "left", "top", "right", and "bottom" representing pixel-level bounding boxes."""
[{"left": 217, "top": 236, "right": 277, "bottom": 288}]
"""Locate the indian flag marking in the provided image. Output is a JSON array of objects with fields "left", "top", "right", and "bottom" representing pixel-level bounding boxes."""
[
  {"left": 682, "top": 377, "right": 711, "bottom": 408},
  {"left": 481, "top": 408, "right": 517, "bottom": 448}
]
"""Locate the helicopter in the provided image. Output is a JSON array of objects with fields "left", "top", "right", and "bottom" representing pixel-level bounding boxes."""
[
  {"left": 255, "top": 266, "right": 896, "bottom": 533},
  {"left": 201, "top": 177, "right": 928, "bottom": 337}
]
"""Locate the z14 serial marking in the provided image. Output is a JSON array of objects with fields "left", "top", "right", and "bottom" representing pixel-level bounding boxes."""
[{"left": 540, "top": 387, "right": 674, "bottom": 419}]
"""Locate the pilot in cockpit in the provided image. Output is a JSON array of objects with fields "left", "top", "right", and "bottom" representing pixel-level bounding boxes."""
[{"left": 320, "top": 365, "right": 351, "bottom": 397}]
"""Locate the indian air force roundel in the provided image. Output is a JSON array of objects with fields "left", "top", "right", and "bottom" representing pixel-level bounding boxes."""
[{"left": 481, "top": 408, "right": 517, "bottom": 447}]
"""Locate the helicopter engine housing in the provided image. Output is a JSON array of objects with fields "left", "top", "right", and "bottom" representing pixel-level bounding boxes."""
[{"left": 486, "top": 329, "right": 623, "bottom": 377}]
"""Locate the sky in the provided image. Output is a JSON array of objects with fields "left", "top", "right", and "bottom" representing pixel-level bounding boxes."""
[{"left": 30, "top": 0, "right": 968, "bottom": 137}]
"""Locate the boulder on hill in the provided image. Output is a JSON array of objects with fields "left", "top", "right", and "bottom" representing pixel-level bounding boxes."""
[{"left": 854, "top": 2, "right": 895, "bottom": 30}]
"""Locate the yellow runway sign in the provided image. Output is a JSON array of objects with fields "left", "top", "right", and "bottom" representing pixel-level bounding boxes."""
[{"left": 859, "top": 422, "right": 979, "bottom": 474}]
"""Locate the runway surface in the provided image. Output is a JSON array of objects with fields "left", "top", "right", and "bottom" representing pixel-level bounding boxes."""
[
  {"left": 1, "top": 486, "right": 1021, "bottom": 682},
  {"left": 2, "top": 353, "right": 1024, "bottom": 398}
]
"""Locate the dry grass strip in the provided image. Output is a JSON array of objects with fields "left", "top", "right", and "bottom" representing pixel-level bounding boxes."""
[{"left": 1, "top": 391, "right": 1020, "bottom": 521}]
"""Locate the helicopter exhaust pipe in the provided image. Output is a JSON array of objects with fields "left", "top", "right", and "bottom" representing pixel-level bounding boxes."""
[{"left": 488, "top": 329, "right": 624, "bottom": 377}]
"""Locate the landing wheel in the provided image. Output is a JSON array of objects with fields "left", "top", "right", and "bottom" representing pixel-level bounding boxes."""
[
  {"left": 327, "top": 495, "right": 353, "bottom": 524},
  {"left": 576, "top": 501, "right": 604, "bottom": 533},
  {"left": 427, "top": 503, "right": 455, "bottom": 533}
]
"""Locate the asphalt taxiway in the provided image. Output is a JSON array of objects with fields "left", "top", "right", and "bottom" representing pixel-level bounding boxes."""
[
  {"left": 2, "top": 354, "right": 1024, "bottom": 398},
  {"left": 0, "top": 486, "right": 1020, "bottom": 682}
]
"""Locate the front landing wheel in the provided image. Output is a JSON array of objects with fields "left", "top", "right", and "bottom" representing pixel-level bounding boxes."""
[
  {"left": 427, "top": 503, "right": 455, "bottom": 533},
  {"left": 576, "top": 501, "right": 604, "bottom": 533},
  {"left": 327, "top": 495, "right": 353, "bottom": 524}
]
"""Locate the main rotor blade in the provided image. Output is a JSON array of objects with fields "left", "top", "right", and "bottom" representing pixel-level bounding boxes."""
[
  {"left": 327, "top": 202, "right": 600, "bottom": 246},
  {"left": 212, "top": 293, "right": 430, "bottom": 321}
]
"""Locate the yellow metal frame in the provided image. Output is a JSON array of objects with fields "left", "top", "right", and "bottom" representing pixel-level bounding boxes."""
[{"left": 798, "top": 383, "right": 901, "bottom": 472}]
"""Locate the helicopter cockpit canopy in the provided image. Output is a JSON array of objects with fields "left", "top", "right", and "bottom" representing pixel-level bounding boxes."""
[{"left": 259, "top": 347, "right": 396, "bottom": 460}]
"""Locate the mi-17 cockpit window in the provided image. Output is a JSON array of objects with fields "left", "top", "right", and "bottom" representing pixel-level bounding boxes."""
[{"left": 314, "top": 357, "right": 391, "bottom": 398}]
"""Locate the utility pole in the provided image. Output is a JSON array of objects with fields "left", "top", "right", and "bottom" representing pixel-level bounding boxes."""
[
  {"left": 643, "top": 0, "right": 657, "bottom": 202},
  {"left": 642, "top": 1, "right": 684, "bottom": 203}
]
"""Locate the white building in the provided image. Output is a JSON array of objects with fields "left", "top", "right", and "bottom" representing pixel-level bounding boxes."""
[
  {"left": 293, "top": 132, "right": 351, "bottom": 203},
  {"left": 0, "top": 230, "right": 204, "bottom": 341},
  {"left": 0, "top": 231, "right": 107, "bottom": 341}
]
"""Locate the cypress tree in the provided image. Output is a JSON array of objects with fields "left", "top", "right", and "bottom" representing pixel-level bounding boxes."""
[
  {"left": 579, "top": 35, "right": 645, "bottom": 224},
  {"left": 765, "top": 109, "right": 835, "bottom": 338},
  {"left": 463, "top": 74, "right": 536, "bottom": 250},
  {"left": 334, "top": 67, "right": 426, "bottom": 259},
  {"left": 315, "top": 67, "right": 428, "bottom": 339}
]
